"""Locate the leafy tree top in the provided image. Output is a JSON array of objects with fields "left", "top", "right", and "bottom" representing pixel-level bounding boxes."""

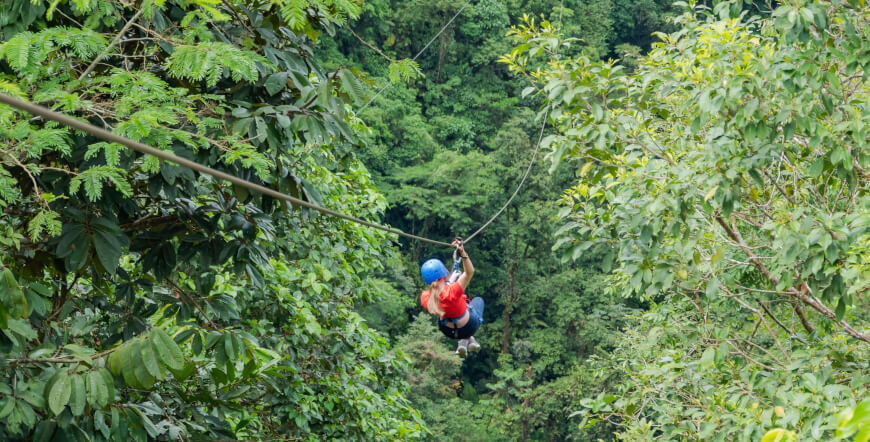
[{"left": 0, "top": 0, "right": 424, "bottom": 439}]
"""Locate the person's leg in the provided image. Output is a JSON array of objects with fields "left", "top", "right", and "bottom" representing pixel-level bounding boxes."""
[
  {"left": 467, "top": 297, "right": 484, "bottom": 352},
  {"left": 467, "top": 336, "right": 480, "bottom": 352},
  {"left": 456, "top": 339, "right": 468, "bottom": 357},
  {"left": 469, "top": 297, "right": 484, "bottom": 320}
]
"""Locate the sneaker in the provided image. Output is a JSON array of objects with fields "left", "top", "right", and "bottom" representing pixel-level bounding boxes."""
[
  {"left": 455, "top": 339, "right": 468, "bottom": 358},
  {"left": 467, "top": 336, "right": 480, "bottom": 352}
]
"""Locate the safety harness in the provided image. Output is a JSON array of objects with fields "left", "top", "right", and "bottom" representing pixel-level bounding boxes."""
[{"left": 439, "top": 248, "right": 466, "bottom": 338}]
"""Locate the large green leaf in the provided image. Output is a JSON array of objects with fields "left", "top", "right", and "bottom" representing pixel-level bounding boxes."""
[
  {"left": 99, "top": 368, "right": 115, "bottom": 406},
  {"left": 0, "top": 397, "right": 15, "bottom": 419},
  {"left": 140, "top": 337, "right": 165, "bottom": 380},
  {"left": 46, "top": 372, "right": 71, "bottom": 416},
  {"left": 118, "top": 341, "right": 140, "bottom": 389},
  {"left": 86, "top": 369, "right": 108, "bottom": 409},
  {"left": 265, "top": 71, "right": 288, "bottom": 95},
  {"left": 91, "top": 218, "right": 123, "bottom": 274},
  {"left": 69, "top": 374, "right": 86, "bottom": 417},
  {"left": 150, "top": 327, "right": 185, "bottom": 371},
  {"left": 131, "top": 340, "right": 156, "bottom": 389}
]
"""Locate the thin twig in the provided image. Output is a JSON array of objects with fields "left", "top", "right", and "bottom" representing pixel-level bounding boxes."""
[
  {"left": 165, "top": 279, "right": 221, "bottom": 330},
  {"left": 80, "top": 8, "right": 145, "bottom": 80},
  {"left": 715, "top": 213, "right": 870, "bottom": 344},
  {"left": 347, "top": 28, "right": 396, "bottom": 62}
]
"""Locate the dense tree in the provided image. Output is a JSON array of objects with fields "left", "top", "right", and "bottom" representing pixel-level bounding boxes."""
[
  {"left": 0, "top": 0, "right": 424, "bottom": 439},
  {"left": 503, "top": 0, "right": 870, "bottom": 438}
]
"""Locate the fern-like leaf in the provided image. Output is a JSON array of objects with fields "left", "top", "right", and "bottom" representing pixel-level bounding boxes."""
[
  {"left": 69, "top": 166, "right": 131, "bottom": 201},
  {"left": 69, "top": 0, "right": 98, "bottom": 14},
  {"left": 325, "top": 0, "right": 362, "bottom": 24},
  {"left": 339, "top": 68, "right": 366, "bottom": 103},
  {"left": 388, "top": 59, "right": 424, "bottom": 84},
  {"left": 165, "top": 42, "right": 273, "bottom": 87},
  {"left": 27, "top": 208, "right": 62, "bottom": 241},
  {"left": 0, "top": 167, "right": 21, "bottom": 208},
  {"left": 0, "top": 78, "right": 26, "bottom": 99},
  {"left": 188, "top": 0, "right": 230, "bottom": 21},
  {"left": 219, "top": 138, "right": 272, "bottom": 180},
  {"left": 24, "top": 126, "right": 72, "bottom": 158},
  {"left": 142, "top": 155, "right": 160, "bottom": 174},
  {"left": 115, "top": 107, "right": 180, "bottom": 141},
  {"left": 47, "top": 26, "right": 108, "bottom": 59},
  {"left": 0, "top": 31, "right": 39, "bottom": 72},
  {"left": 279, "top": 0, "right": 308, "bottom": 31},
  {"left": 85, "top": 142, "right": 124, "bottom": 167}
]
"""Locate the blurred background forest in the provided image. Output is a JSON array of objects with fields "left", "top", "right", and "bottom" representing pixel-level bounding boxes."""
[{"left": 323, "top": 1, "right": 676, "bottom": 439}]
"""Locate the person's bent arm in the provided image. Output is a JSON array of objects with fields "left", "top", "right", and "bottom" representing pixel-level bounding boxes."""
[{"left": 456, "top": 243, "right": 474, "bottom": 290}]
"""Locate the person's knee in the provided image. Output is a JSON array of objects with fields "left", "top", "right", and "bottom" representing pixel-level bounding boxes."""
[{"left": 472, "top": 297, "right": 484, "bottom": 313}]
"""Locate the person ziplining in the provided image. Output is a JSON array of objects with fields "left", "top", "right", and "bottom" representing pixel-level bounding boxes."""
[
  {"left": 0, "top": 91, "right": 548, "bottom": 362},
  {"left": 420, "top": 239, "right": 484, "bottom": 358}
]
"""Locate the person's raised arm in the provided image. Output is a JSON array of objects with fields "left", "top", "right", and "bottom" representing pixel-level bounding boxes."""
[{"left": 453, "top": 239, "right": 474, "bottom": 290}]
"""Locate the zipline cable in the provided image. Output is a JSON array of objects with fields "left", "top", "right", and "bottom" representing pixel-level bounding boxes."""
[
  {"left": 356, "top": 0, "right": 473, "bottom": 113},
  {"left": 0, "top": 93, "right": 453, "bottom": 247},
  {"left": 0, "top": 93, "right": 546, "bottom": 249},
  {"left": 463, "top": 108, "right": 549, "bottom": 244}
]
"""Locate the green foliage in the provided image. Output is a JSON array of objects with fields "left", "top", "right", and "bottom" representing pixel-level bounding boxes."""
[
  {"left": 836, "top": 397, "right": 870, "bottom": 441},
  {"left": 503, "top": 0, "right": 870, "bottom": 438},
  {"left": 278, "top": 0, "right": 363, "bottom": 35},
  {"left": 68, "top": 166, "right": 133, "bottom": 202},
  {"left": 388, "top": 58, "right": 424, "bottom": 83},
  {"left": 573, "top": 299, "right": 870, "bottom": 440},
  {"left": 0, "top": 27, "right": 107, "bottom": 79},
  {"left": 0, "top": 0, "right": 424, "bottom": 439},
  {"left": 165, "top": 42, "right": 272, "bottom": 87}
]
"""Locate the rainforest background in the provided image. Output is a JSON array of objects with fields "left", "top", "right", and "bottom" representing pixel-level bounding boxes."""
[{"left": 0, "top": 0, "right": 869, "bottom": 440}]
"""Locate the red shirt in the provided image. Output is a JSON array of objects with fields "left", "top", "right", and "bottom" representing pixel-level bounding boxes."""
[{"left": 420, "top": 283, "right": 468, "bottom": 319}]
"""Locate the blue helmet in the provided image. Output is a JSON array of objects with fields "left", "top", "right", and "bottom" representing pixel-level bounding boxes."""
[{"left": 421, "top": 259, "right": 448, "bottom": 284}]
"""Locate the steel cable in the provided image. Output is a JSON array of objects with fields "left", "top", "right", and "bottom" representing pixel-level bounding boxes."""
[
  {"left": 0, "top": 93, "right": 453, "bottom": 246},
  {"left": 0, "top": 95, "right": 546, "bottom": 249},
  {"left": 356, "top": 0, "right": 473, "bottom": 113},
  {"left": 462, "top": 108, "right": 549, "bottom": 243}
]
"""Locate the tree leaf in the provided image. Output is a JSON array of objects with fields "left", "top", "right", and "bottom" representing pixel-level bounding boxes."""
[
  {"left": 108, "top": 345, "right": 124, "bottom": 376},
  {"left": 95, "top": 410, "right": 110, "bottom": 439},
  {"left": 92, "top": 219, "right": 123, "bottom": 274},
  {"left": 99, "top": 368, "right": 115, "bottom": 406},
  {"left": 700, "top": 347, "right": 716, "bottom": 367},
  {"left": 0, "top": 397, "right": 15, "bottom": 419},
  {"left": 224, "top": 333, "right": 237, "bottom": 362},
  {"left": 119, "top": 341, "right": 140, "bottom": 389},
  {"left": 835, "top": 296, "right": 847, "bottom": 320},
  {"left": 69, "top": 374, "right": 86, "bottom": 416},
  {"left": 150, "top": 327, "right": 185, "bottom": 371},
  {"left": 265, "top": 72, "right": 288, "bottom": 95},
  {"left": 131, "top": 340, "right": 156, "bottom": 389},
  {"left": 47, "top": 372, "right": 71, "bottom": 415},
  {"left": 140, "top": 337, "right": 165, "bottom": 380},
  {"left": 86, "top": 369, "right": 108, "bottom": 409}
]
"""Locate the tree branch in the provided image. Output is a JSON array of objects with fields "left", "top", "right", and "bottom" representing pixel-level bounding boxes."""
[
  {"left": 346, "top": 28, "right": 397, "bottom": 62},
  {"left": 790, "top": 288, "right": 815, "bottom": 334},
  {"left": 715, "top": 213, "right": 870, "bottom": 344},
  {"left": 165, "top": 279, "right": 220, "bottom": 330},
  {"left": 120, "top": 214, "right": 177, "bottom": 232},
  {"left": 80, "top": 8, "right": 145, "bottom": 80},
  {"left": 760, "top": 169, "right": 796, "bottom": 205}
]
